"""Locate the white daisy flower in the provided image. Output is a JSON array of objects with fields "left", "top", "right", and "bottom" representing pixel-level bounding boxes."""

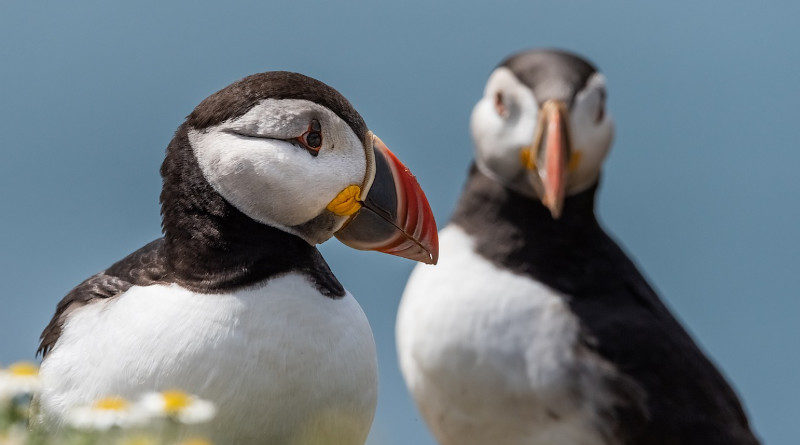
[
  {"left": 67, "top": 396, "right": 149, "bottom": 430},
  {"left": 139, "top": 390, "right": 216, "bottom": 425},
  {"left": 0, "top": 362, "right": 41, "bottom": 399}
]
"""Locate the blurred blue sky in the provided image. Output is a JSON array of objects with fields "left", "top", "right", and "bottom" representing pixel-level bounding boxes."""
[{"left": 1, "top": 1, "right": 798, "bottom": 443}]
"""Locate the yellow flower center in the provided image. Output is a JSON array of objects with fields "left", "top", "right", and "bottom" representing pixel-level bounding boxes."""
[
  {"left": 93, "top": 396, "right": 129, "bottom": 411},
  {"left": 162, "top": 390, "right": 192, "bottom": 413},
  {"left": 8, "top": 362, "right": 38, "bottom": 376},
  {"left": 326, "top": 185, "right": 362, "bottom": 216}
]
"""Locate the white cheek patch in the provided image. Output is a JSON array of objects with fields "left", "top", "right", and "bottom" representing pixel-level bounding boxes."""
[
  {"left": 471, "top": 67, "right": 539, "bottom": 180},
  {"left": 568, "top": 73, "right": 614, "bottom": 194},
  {"left": 190, "top": 99, "right": 366, "bottom": 234}
]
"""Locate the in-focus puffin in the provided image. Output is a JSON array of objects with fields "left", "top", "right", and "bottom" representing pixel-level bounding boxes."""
[
  {"left": 37, "top": 71, "right": 438, "bottom": 444},
  {"left": 397, "top": 49, "right": 759, "bottom": 445}
]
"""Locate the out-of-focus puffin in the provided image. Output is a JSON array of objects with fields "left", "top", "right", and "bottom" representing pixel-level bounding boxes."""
[
  {"left": 397, "top": 49, "right": 759, "bottom": 445},
  {"left": 37, "top": 71, "right": 438, "bottom": 445}
]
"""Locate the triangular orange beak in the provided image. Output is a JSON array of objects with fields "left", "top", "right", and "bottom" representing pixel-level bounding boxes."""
[{"left": 525, "top": 100, "right": 570, "bottom": 219}]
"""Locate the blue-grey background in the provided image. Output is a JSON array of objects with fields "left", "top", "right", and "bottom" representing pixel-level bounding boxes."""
[{"left": 1, "top": 1, "right": 797, "bottom": 443}]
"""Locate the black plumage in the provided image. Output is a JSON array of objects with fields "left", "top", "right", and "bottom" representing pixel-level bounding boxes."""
[
  {"left": 187, "top": 71, "right": 368, "bottom": 142},
  {"left": 451, "top": 165, "right": 760, "bottom": 445}
]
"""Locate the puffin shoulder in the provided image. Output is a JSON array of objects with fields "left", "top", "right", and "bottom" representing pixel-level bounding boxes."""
[
  {"left": 38, "top": 238, "right": 347, "bottom": 357},
  {"left": 38, "top": 239, "right": 168, "bottom": 357},
  {"left": 574, "top": 234, "right": 758, "bottom": 443}
]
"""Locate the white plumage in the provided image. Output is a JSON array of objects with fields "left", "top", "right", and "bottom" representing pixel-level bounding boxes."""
[
  {"left": 397, "top": 226, "right": 621, "bottom": 445},
  {"left": 40, "top": 273, "right": 377, "bottom": 445}
]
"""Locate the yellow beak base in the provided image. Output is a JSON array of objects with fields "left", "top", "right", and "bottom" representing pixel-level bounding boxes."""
[{"left": 327, "top": 185, "right": 363, "bottom": 216}]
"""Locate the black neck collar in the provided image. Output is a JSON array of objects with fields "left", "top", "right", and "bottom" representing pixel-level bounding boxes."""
[
  {"left": 452, "top": 164, "right": 601, "bottom": 236},
  {"left": 451, "top": 164, "right": 613, "bottom": 295}
]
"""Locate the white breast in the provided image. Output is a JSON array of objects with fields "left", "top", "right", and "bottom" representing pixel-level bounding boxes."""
[
  {"left": 40, "top": 273, "right": 377, "bottom": 445},
  {"left": 397, "top": 225, "right": 620, "bottom": 445}
]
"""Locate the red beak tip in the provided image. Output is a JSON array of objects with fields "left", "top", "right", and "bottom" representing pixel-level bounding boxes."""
[
  {"left": 427, "top": 240, "right": 439, "bottom": 265},
  {"left": 414, "top": 246, "right": 438, "bottom": 265}
]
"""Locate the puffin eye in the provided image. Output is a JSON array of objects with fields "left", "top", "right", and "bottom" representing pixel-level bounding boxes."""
[
  {"left": 494, "top": 91, "right": 508, "bottom": 117},
  {"left": 296, "top": 119, "right": 323, "bottom": 156}
]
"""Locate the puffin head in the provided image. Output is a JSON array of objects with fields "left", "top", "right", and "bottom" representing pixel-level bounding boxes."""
[
  {"left": 162, "top": 72, "right": 438, "bottom": 264},
  {"left": 470, "top": 49, "right": 613, "bottom": 218}
]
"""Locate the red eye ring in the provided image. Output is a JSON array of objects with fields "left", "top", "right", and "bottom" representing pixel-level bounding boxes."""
[{"left": 295, "top": 119, "right": 323, "bottom": 156}]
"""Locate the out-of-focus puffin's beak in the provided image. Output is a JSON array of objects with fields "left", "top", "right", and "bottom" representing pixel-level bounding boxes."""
[
  {"left": 521, "top": 99, "right": 571, "bottom": 219},
  {"left": 334, "top": 134, "right": 439, "bottom": 265}
]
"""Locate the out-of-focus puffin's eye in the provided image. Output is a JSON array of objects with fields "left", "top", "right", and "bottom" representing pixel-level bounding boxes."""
[
  {"left": 595, "top": 89, "right": 606, "bottom": 124},
  {"left": 494, "top": 91, "right": 508, "bottom": 118},
  {"left": 297, "top": 119, "right": 323, "bottom": 156}
]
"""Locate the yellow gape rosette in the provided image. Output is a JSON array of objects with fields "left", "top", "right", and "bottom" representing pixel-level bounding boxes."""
[{"left": 326, "top": 185, "right": 363, "bottom": 216}]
